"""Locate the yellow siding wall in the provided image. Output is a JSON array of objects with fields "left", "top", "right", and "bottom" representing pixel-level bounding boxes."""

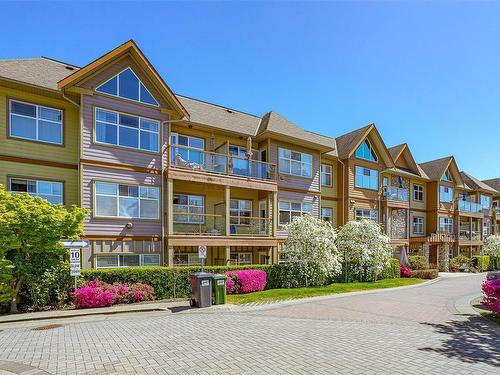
[
  {"left": 320, "top": 158, "right": 337, "bottom": 198},
  {"left": 0, "top": 86, "right": 79, "bottom": 164},
  {"left": 0, "top": 160, "right": 78, "bottom": 207}
]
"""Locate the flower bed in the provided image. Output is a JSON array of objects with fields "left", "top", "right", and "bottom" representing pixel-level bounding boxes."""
[
  {"left": 400, "top": 264, "right": 413, "bottom": 278},
  {"left": 482, "top": 279, "right": 500, "bottom": 314},
  {"left": 72, "top": 279, "right": 155, "bottom": 309},
  {"left": 226, "top": 270, "right": 267, "bottom": 294}
]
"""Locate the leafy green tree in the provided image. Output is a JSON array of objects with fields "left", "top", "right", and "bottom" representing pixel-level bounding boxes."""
[{"left": 0, "top": 185, "right": 87, "bottom": 312}]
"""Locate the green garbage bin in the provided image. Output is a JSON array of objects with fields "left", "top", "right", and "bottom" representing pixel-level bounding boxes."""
[{"left": 211, "top": 274, "right": 227, "bottom": 305}]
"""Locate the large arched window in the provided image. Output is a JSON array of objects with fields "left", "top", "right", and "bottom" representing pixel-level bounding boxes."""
[
  {"left": 355, "top": 139, "right": 377, "bottom": 162},
  {"left": 96, "top": 68, "right": 159, "bottom": 106},
  {"left": 442, "top": 169, "right": 452, "bottom": 181}
]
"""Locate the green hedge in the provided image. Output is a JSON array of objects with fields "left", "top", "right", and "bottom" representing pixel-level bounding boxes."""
[
  {"left": 380, "top": 258, "right": 401, "bottom": 279},
  {"left": 411, "top": 269, "right": 439, "bottom": 279},
  {"left": 408, "top": 256, "right": 429, "bottom": 270},
  {"left": 81, "top": 265, "right": 270, "bottom": 299},
  {"left": 488, "top": 255, "right": 499, "bottom": 271},
  {"left": 471, "top": 256, "right": 490, "bottom": 272}
]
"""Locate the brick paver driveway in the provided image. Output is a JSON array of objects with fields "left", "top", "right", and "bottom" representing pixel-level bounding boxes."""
[{"left": 0, "top": 273, "right": 498, "bottom": 374}]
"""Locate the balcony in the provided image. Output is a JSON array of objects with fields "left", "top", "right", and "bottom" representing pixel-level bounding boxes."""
[
  {"left": 169, "top": 145, "right": 276, "bottom": 182},
  {"left": 172, "top": 213, "right": 272, "bottom": 237},
  {"left": 457, "top": 199, "right": 482, "bottom": 213},
  {"left": 459, "top": 226, "right": 481, "bottom": 241},
  {"left": 383, "top": 187, "right": 409, "bottom": 202}
]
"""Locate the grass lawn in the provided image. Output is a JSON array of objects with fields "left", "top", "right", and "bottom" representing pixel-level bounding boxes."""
[
  {"left": 480, "top": 311, "right": 500, "bottom": 325},
  {"left": 227, "top": 278, "right": 424, "bottom": 304}
]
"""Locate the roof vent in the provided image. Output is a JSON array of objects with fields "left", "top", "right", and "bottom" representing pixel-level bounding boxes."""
[
  {"left": 226, "top": 109, "right": 233, "bottom": 114},
  {"left": 65, "top": 66, "right": 75, "bottom": 71}
]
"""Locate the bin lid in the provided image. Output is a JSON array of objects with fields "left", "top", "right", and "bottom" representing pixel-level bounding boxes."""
[
  {"left": 212, "top": 274, "right": 227, "bottom": 279},
  {"left": 192, "top": 272, "right": 214, "bottom": 278}
]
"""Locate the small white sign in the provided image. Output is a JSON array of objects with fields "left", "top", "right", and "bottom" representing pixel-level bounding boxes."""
[
  {"left": 198, "top": 245, "right": 207, "bottom": 259},
  {"left": 70, "top": 265, "right": 81, "bottom": 277},
  {"left": 201, "top": 280, "right": 210, "bottom": 287},
  {"left": 70, "top": 249, "right": 81, "bottom": 276},
  {"left": 217, "top": 279, "right": 225, "bottom": 286}
]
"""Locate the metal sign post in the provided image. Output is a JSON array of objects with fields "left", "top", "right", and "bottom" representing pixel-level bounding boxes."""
[
  {"left": 198, "top": 245, "right": 207, "bottom": 272},
  {"left": 60, "top": 239, "right": 89, "bottom": 290}
]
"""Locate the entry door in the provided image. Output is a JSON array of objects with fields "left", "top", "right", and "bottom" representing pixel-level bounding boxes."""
[
  {"left": 259, "top": 251, "right": 269, "bottom": 265},
  {"left": 429, "top": 245, "right": 438, "bottom": 268},
  {"left": 259, "top": 200, "right": 267, "bottom": 234}
]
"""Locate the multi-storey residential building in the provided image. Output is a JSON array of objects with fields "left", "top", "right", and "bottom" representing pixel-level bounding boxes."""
[
  {"left": 482, "top": 178, "right": 500, "bottom": 235},
  {"left": 0, "top": 40, "right": 498, "bottom": 270}
]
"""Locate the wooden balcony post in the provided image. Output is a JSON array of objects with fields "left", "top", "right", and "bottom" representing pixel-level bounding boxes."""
[
  {"left": 272, "top": 191, "right": 278, "bottom": 236},
  {"left": 167, "top": 178, "right": 174, "bottom": 235},
  {"left": 225, "top": 185, "right": 231, "bottom": 236},
  {"left": 167, "top": 245, "right": 174, "bottom": 267}
]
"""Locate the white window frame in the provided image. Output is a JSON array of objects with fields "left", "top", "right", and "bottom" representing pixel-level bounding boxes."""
[
  {"left": 279, "top": 200, "right": 313, "bottom": 226},
  {"left": 483, "top": 220, "right": 491, "bottom": 237},
  {"left": 173, "top": 193, "right": 205, "bottom": 224},
  {"left": 9, "top": 178, "right": 63, "bottom": 205},
  {"left": 278, "top": 148, "right": 313, "bottom": 178},
  {"left": 439, "top": 217, "right": 453, "bottom": 234},
  {"left": 354, "top": 166, "right": 379, "bottom": 191},
  {"left": 230, "top": 252, "right": 253, "bottom": 265},
  {"left": 94, "top": 107, "right": 160, "bottom": 152},
  {"left": 9, "top": 99, "right": 63, "bottom": 145},
  {"left": 413, "top": 184, "right": 424, "bottom": 201},
  {"left": 230, "top": 199, "right": 252, "bottom": 226},
  {"left": 96, "top": 67, "right": 159, "bottom": 107},
  {"left": 321, "top": 207, "right": 333, "bottom": 222},
  {"left": 439, "top": 185, "right": 454, "bottom": 203},
  {"left": 95, "top": 254, "right": 160, "bottom": 269},
  {"left": 321, "top": 164, "right": 333, "bottom": 187},
  {"left": 355, "top": 208, "right": 378, "bottom": 221},
  {"left": 94, "top": 182, "right": 159, "bottom": 219},
  {"left": 480, "top": 195, "right": 491, "bottom": 209},
  {"left": 412, "top": 216, "right": 424, "bottom": 235}
]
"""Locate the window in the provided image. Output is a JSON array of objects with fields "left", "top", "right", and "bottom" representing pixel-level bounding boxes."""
[
  {"left": 95, "top": 182, "right": 159, "bottom": 219},
  {"left": 9, "top": 100, "right": 62, "bottom": 144},
  {"left": 321, "top": 207, "right": 333, "bottom": 222},
  {"left": 480, "top": 195, "right": 491, "bottom": 209},
  {"left": 96, "top": 68, "right": 159, "bottom": 106},
  {"left": 230, "top": 252, "right": 252, "bottom": 265},
  {"left": 170, "top": 133, "right": 205, "bottom": 164},
  {"left": 412, "top": 217, "right": 424, "bottom": 235},
  {"left": 279, "top": 201, "right": 313, "bottom": 226},
  {"left": 321, "top": 164, "right": 333, "bottom": 187},
  {"left": 483, "top": 220, "right": 491, "bottom": 237},
  {"left": 439, "top": 185, "right": 454, "bottom": 203},
  {"left": 279, "top": 148, "right": 312, "bottom": 178},
  {"left": 439, "top": 217, "right": 453, "bottom": 234},
  {"left": 413, "top": 184, "right": 424, "bottom": 201},
  {"left": 442, "top": 170, "right": 452, "bottom": 181},
  {"left": 10, "top": 178, "right": 63, "bottom": 204},
  {"left": 355, "top": 139, "right": 377, "bottom": 162},
  {"left": 173, "top": 194, "right": 204, "bottom": 223},
  {"left": 355, "top": 208, "right": 378, "bottom": 221},
  {"left": 355, "top": 166, "right": 378, "bottom": 190},
  {"left": 174, "top": 253, "right": 200, "bottom": 266},
  {"left": 95, "top": 108, "right": 159, "bottom": 152},
  {"left": 95, "top": 254, "right": 160, "bottom": 268},
  {"left": 230, "top": 199, "right": 252, "bottom": 225}
]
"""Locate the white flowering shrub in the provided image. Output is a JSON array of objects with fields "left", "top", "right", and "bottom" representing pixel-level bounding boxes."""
[
  {"left": 484, "top": 234, "right": 500, "bottom": 257},
  {"left": 336, "top": 219, "right": 392, "bottom": 282},
  {"left": 283, "top": 215, "right": 341, "bottom": 287}
]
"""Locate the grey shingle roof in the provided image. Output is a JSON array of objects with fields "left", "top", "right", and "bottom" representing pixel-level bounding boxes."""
[
  {"left": 388, "top": 144, "right": 405, "bottom": 160},
  {"left": 461, "top": 172, "right": 497, "bottom": 193},
  {"left": 482, "top": 178, "right": 500, "bottom": 193},
  {"left": 175, "top": 95, "right": 260, "bottom": 136},
  {"left": 258, "top": 111, "right": 336, "bottom": 152},
  {"left": 418, "top": 156, "right": 453, "bottom": 180},
  {"left": 0, "top": 57, "right": 78, "bottom": 90}
]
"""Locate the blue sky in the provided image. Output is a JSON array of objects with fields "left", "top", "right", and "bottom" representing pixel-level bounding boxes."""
[{"left": 2, "top": 1, "right": 499, "bottom": 179}]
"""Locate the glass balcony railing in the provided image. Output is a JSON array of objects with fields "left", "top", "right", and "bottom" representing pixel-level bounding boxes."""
[
  {"left": 172, "top": 213, "right": 225, "bottom": 236},
  {"left": 383, "top": 187, "right": 409, "bottom": 201},
  {"left": 169, "top": 145, "right": 276, "bottom": 181},
  {"left": 229, "top": 217, "right": 272, "bottom": 236},
  {"left": 459, "top": 226, "right": 481, "bottom": 241},
  {"left": 458, "top": 200, "right": 482, "bottom": 213}
]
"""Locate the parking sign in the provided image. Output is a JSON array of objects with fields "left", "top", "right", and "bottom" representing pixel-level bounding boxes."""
[{"left": 198, "top": 245, "right": 207, "bottom": 259}]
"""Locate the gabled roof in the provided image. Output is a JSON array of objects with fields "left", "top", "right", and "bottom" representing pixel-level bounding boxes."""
[
  {"left": 58, "top": 40, "right": 189, "bottom": 118},
  {"left": 257, "top": 111, "right": 337, "bottom": 153},
  {"left": 419, "top": 156, "right": 464, "bottom": 185},
  {"left": 482, "top": 178, "right": 500, "bottom": 194},
  {"left": 335, "top": 123, "right": 394, "bottom": 166},
  {"left": 461, "top": 172, "right": 497, "bottom": 193},
  {"left": 176, "top": 94, "right": 260, "bottom": 137},
  {"left": 388, "top": 143, "right": 422, "bottom": 177},
  {"left": 0, "top": 57, "right": 78, "bottom": 91}
]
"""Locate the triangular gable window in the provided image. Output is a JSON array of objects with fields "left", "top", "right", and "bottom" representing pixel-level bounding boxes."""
[
  {"left": 96, "top": 68, "right": 159, "bottom": 106},
  {"left": 355, "top": 139, "right": 378, "bottom": 162},
  {"left": 442, "top": 169, "right": 452, "bottom": 181}
]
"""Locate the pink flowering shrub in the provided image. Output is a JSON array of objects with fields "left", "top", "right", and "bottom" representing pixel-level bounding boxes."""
[
  {"left": 225, "top": 270, "right": 267, "bottom": 294},
  {"left": 72, "top": 279, "right": 155, "bottom": 309},
  {"left": 400, "top": 264, "right": 413, "bottom": 278},
  {"left": 482, "top": 279, "right": 500, "bottom": 314}
]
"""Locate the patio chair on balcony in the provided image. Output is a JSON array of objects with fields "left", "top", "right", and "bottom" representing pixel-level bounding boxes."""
[{"left": 175, "top": 153, "right": 202, "bottom": 171}]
